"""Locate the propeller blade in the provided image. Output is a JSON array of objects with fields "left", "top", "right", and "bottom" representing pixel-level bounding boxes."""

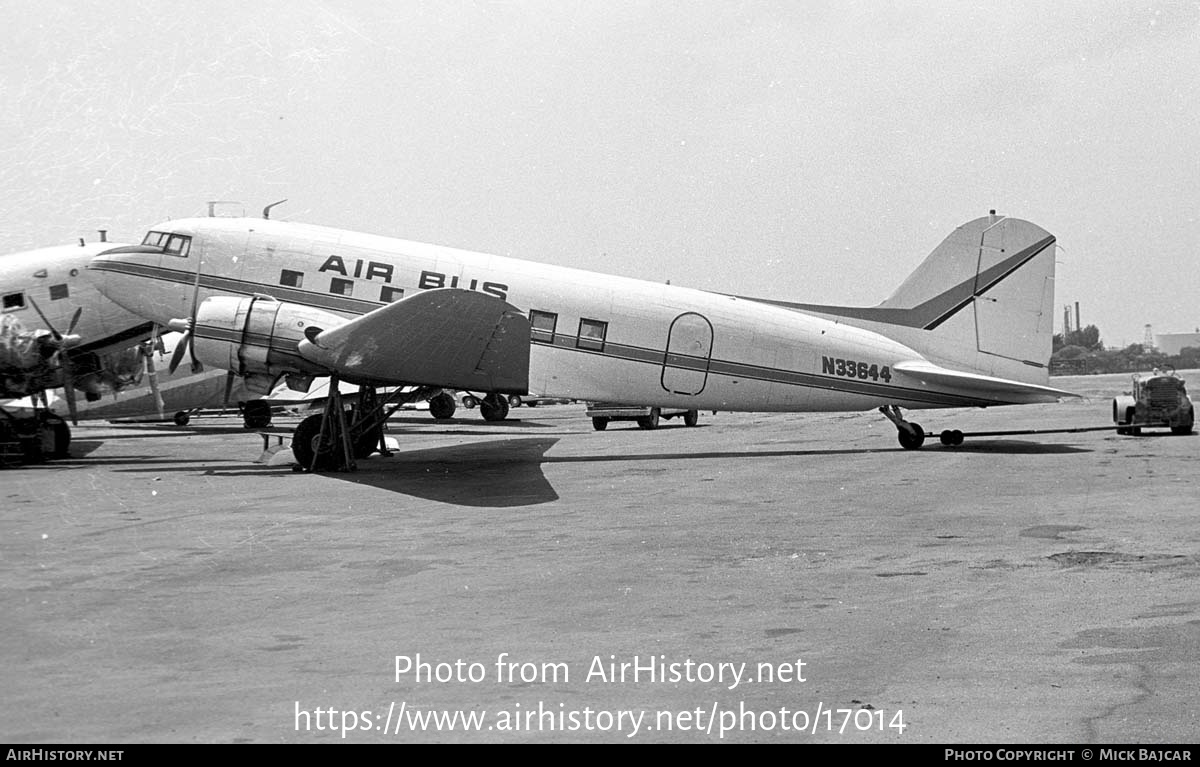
[
  {"left": 65, "top": 306, "right": 83, "bottom": 337},
  {"left": 27, "top": 296, "right": 81, "bottom": 423},
  {"left": 59, "top": 350, "right": 79, "bottom": 426},
  {"left": 144, "top": 328, "right": 165, "bottom": 420},
  {"left": 168, "top": 330, "right": 190, "bottom": 374},
  {"left": 223, "top": 370, "right": 236, "bottom": 407},
  {"left": 26, "top": 296, "right": 61, "bottom": 340},
  {"left": 189, "top": 335, "right": 203, "bottom": 374},
  {"left": 185, "top": 253, "right": 204, "bottom": 374}
]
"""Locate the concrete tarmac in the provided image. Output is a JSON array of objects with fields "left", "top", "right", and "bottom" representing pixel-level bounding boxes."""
[{"left": 2, "top": 371, "right": 1197, "bottom": 743}]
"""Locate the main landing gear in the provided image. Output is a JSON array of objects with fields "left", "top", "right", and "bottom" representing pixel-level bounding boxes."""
[
  {"left": 0, "top": 406, "right": 71, "bottom": 466},
  {"left": 429, "top": 391, "right": 511, "bottom": 422},
  {"left": 292, "top": 377, "right": 436, "bottom": 472},
  {"left": 879, "top": 405, "right": 926, "bottom": 450}
]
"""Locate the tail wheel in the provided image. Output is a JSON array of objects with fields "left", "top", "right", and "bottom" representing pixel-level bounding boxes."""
[
  {"left": 173, "top": 411, "right": 191, "bottom": 426},
  {"left": 683, "top": 409, "right": 699, "bottom": 427},
  {"left": 592, "top": 417, "right": 609, "bottom": 431},
  {"left": 898, "top": 422, "right": 925, "bottom": 450}
]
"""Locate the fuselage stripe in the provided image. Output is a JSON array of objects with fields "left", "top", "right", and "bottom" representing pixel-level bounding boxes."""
[{"left": 91, "top": 260, "right": 1001, "bottom": 407}]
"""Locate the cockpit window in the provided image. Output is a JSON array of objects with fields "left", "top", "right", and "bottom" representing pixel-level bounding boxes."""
[
  {"left": 163, "top": 234, "right": 191, "bottom": 257},
  {"left": 140, "top": 230, "right": 191, "bottom": 257},
  {"left": 2, "top": 292, "right": 26, "bottom": 311}
]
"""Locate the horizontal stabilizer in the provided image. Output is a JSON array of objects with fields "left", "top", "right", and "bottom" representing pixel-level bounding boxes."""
[
  {"left": 296, "top": 288, "right": 530, "bottom": 393},
  {"left": 892, "top": 360, "right": 1080, "bottom": 403}
]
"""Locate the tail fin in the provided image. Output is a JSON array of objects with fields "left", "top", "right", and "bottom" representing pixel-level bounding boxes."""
[{"left": 750, "top": 214, "right": 1058, "bottom": 385}]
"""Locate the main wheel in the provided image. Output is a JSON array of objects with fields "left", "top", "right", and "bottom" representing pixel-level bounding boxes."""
[
  {"left": 683, "top": 409, "right": 699, "bottom": 427},
  {"left": 242, "top": 399, "right": 272, "bottom": 429},
  {"left": 636, "top": 407, "right": 661, "bottom": 430},
  {"left": 428, "top": 392, "right": 457, "bottom": 420},
  {"left": 292, "top": 414, "right": 336, "bottom": 470},
  {"left": 352, "top": 428, "right": 381, "bottom": 459},
  {"left": 480, "top": 393, "right": 510, "bottom": 421},
  {"left": 592, "top": 417, "right": 609, "bottom": 431},
  {"left": 897, "top": 422, "right": 925, "bottom": 450}
]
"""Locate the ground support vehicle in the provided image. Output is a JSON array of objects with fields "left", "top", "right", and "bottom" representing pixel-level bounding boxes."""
[
  {"left": 1112, "top": 367, "right": 1194, "bottom": 435},
  {"left": 585, "top": 403, "right": 700, "bottom": 431}
]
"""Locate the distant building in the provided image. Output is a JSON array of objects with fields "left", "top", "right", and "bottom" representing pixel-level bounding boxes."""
[{"left": 1154, "top": 332, "right": 1200, "bottom": 355}]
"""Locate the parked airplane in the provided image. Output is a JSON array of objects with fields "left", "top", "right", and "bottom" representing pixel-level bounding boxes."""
[
  {"left": 2, "top": 238, "right": 270, "bottom": 462},
  {"left": 87, "top": 208, "right": 1076, "bottom": 470},
  {"left": 3, "top": 331, "right": 264, "bottom": 426},
  {"left": 1, "top": 236, "right": 157, "bottom": 455}
]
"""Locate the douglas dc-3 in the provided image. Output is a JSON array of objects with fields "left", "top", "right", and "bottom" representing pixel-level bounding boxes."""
[
  {"left": 87, "top": 207, "right": 1076, "bottom": 470},
  {"left": 1, "top": 236, "right": 151, "bottom": 454}
]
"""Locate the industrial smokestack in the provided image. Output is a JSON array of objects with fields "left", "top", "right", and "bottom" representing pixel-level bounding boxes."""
[{"left": 1075, "top": 302, "right": 1081, "bottom": 332}]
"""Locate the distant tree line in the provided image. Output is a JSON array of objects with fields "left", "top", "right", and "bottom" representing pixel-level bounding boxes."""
[{"left": 1050, "top": 324, "right": 1200, "bottom": 374}]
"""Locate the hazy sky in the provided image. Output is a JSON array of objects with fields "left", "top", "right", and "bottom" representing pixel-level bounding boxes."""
[{"left": 2, "top": 0, "right": 1197, "bottom": 345}]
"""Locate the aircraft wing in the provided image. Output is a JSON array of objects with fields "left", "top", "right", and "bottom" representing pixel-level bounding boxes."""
[
  {"left": 892, "top": 360, "right": 1081, "bottom": 403},
  {"left": 296, "top": 288, "right": 530, "bottom": 393}
]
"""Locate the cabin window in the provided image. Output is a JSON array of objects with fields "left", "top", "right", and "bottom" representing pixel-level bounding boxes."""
[
  {"left": 49, "top": 284, "right": 70, "bottom": 300},
  {"left": 530, "top": 310, "right": 557, "bottom": 343},
  {"left": 380, "top": 286, "right": 405, "bottom": 303},
  {"left": 577, "top": 318, "right": 608, "bottom": 351},
  {"left": 280, "top": 269, "right": 304, "bottom": 288},
  {"left": 330, "top": 278, "right": 354, "bottom": 296},
  {"left": 2, "top": 292, "right": 25, "bottom": 311}
]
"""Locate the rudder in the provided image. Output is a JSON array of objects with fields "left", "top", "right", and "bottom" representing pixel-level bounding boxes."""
[{"left": 750, "top": 213, "right": 1058, "bottom": 385}]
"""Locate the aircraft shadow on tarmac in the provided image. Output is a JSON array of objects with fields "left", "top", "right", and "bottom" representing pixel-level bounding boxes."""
[
  {"left": 927, "top": 440, "right": 1092, "bottom": 454},
  {"left": 47, "top": 436, "right": 1086, "bottom": 508},
  {"left": 36, "top": 456, "right": 244, "bottom": 468},
  {"left": 324, "top": 438, "right": 1090, "bottom": 508},
  {"left": 386, "top": 416, "right": 557, "bottom": 429},
  {"left": 66, "top": 440, "right": 104, "bottom": 457},
  {"left": 324, "top": 437, "right": 562, "bottom": 507},
  {"left": 81, "top": 425, "right": 264, "bottom": 438},
  {"left": 542, "top": 441, "right": 1091, "bottom": 463}
]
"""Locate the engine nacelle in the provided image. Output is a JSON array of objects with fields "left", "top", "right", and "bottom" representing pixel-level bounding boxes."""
[{"left": 190, "top": 296, "right": 344, "bottom": 394}]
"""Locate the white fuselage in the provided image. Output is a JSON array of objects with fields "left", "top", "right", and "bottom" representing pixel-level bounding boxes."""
[
  {"left": 87, "top": 218, "right": 1012, "bottom": 412},
  {"left": 1, "top": 242, "right": 151, "bottom": 357}
]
